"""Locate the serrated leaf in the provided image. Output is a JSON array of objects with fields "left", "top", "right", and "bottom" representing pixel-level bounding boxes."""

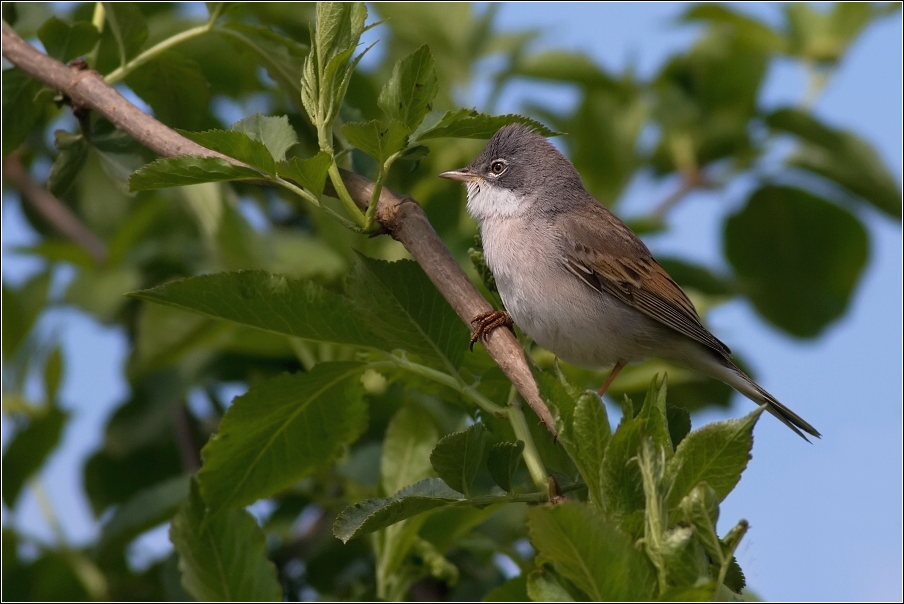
[
  {"left": 725, "top": 185, "right": 869, "bottom": 337},
  {"left": 103, "top": 2, "right": 147, "bottom": 65},
  {"left": 660, "top": 525, "right": 710, "bottom": 587},
  {"left": 1, "top": 407, "right": 68, "bottom": 507},
  {"left": 598, "top": 418, "right": 646, "bottom": 520},
  {"left": 231, "top": 113, "right": 298, "bottom": 162},
  {"left": 129, "top": 156, "right": 263, "bottom": 191},
  {"left": 170, "top": 480, "right": 281, "bottom": 601},
  {"left": 47, "top": 130, "right": 89, "bottom": 196},
  {"left": 217, "top": 23, "right": 307, "bottom": 101},
  {"left": 677, "top": 482, "right": 722, "bottom": 563},
  {"left": 378, "top": 45, "right": 438, "bottom": 131},
  {"left": 381, "top": 405, "right": 439, "bottom": 496},
  {"left": 657, "top": 583, "right": 717, "bottom": 601},
  {"left": 527, "top": 502, "right": 657, "bottom": 601},
  {"left": 178, "top": 129, "right": 275, "bottom": 175},
  {"left": 97, "top": 475, "right": 189, "bottom": 556},
  {"left": 413, "top": 109, "right": 560, "bottom": 141},
  {"left": 526, "top": 568, "right": 575, "bottom": 602},
  {"left": 341, "top": 119, "right": 409, "bottom": 164},
  {"left": 276, "top": 151, "right": 331, "bottom": 198},
  {"left": 571, "top": 392, "right": 611, "bottom": 508},
  {"left": 723, "top": 556, "right": 746, "bottom": 593},
  {"left": 487, "top": 441, "right": 523, "bottom": 493},
  {"left": 429, "top": 423, "right": 488, "bottom": 496},
  {"left": 334, "top": 478, "right": 464, "bottom": 542},
  {"left": 128, "top": 270, "right": 381, "bottom": 348},
  {"left": 37, "top": 17, "right": 100, "bottom": 62},
  {"left": 198, "top": 362, "right": 367, "bottom": 515},
  {"left": 636, "top": 376, "right": 671, "bottom": 453},
  {"left": 2, "top": 69, "right": 45, "bottom": 156},
  {"left": 665, "top": 407, "right": 763, "bottom": 510},
  {"left": 125, "top": 53, "right": 211, "bottom": 131},
  {"left": 766, "top": 107, "right": 902, "bottom": 219},
  {"left": 347, "top": 256, "right": 469, "bottom": 371}
]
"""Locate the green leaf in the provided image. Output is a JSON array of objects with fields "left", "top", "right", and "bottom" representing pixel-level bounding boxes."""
[
  {"left": 197, "top": 362, "right": 367, "bottom": 515},
  {"left": 97, "top": 475, "right": 189, "bottom": 556},
  {"left": 178, "top": 129, "right": 276, "bottom": 175},
  {"left": 47, "top": 131, "right": 89, "bottom": 197},
  {"left": 636, "top": 376, "right": 671, "bottom": 453},
  {"left": 784, "top": 2, "right": 872, "bottom": 64},
  {"left": 341, "top": 119, "right": 409, "bottom": 164},
  {"left": 276, "top": 151, "right": 332, "bottom": 198},
  {"left": 659, "top": 525, "right": 710, "bottom": 588},
  {"left": 347, "top": 256, "right": 469, "bottom": 371},
  {"left": 231, "top": 113, "right": 298, "bottom": 162},
  {"left": 170, "top": 480, "right": 282, "bottom": 601},
  {"left": 598, "top": 418, "right": 645, "bottom": 520},
  {"left": 102, "top": 2, "right": 148, "bottom": 65},
  {"left": 42, "top": 347, "right": 64, "bottom": 403},
  {"left": 378, "top": 45, "right": 438, "bottom": 132},
  {"left": 666, "top": 405, "right": 692, "bottom": 451},
  {"left": 681, "top": 5, "right": 787, "bottom": 53},
  {"left": 429, "top": 423, "right": 488, "bottom": 496},
  {"left": 527, "top": 502, "right": 657, "bottom": 601},
  {"left": 676, "top": 482, "right": 722, "bottom": 563},
  {"left": 486, "top": 441, "right": 523, "bottom": 493},
  {"left": 766, "top": 107, "right": 902, "bottom": 219},
  {"left": 413, "top": 109, "right": 560, "bottom": 141},
  {"left": 665, "top": 407, "right": 763, "bottom": 510},
  {"left": 725, "top": 185, "right": 869, "bottom": 337},
  {"left": 217, "top": 23, "right": 308, "bottom": 100},
  {"left": 129, "top": 156, "right": 263, "bottom": 191},
  {"left": 2, "top": 272, "right": 51, "bottom": 359},
  {"left": 334, "top": 478, "right": 464, "bottom": 542},
  {"left": 1, "top": 407, "right": 68, "bottom": 507},
  {"left": 571, "top": 392, "right": 611, "bottom": 508},
  {"left": 484, "top": 575, "right": 529, "bottom": 602},
  {"left": 63, "top": 265, "right": 141, "bottom": 322},
  {"left": 657, "top": 583, "right": 717, "bottom": 601},
  {"left": 129, "top": 270, "right": 381, "bottom": 348},
  {"left": 381, "top": 404, "right": 440, "bottom": 496},
  {"left": 2, "top": 69, "right": 45, "bottom": 156},
  {"left": 125, "top": 53, "right": 211, "bottom": 131},
  {"left": 37, "top": 17, "right": 100, "bottom": 62},
  {"left": 526, "top": 568, "right": 576, "bottom": 602},
  {"left": 513, "top": 50, "right": 615, "bottom": 87}
]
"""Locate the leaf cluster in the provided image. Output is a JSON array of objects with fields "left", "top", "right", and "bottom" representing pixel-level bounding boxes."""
[{"left": 2, "top": 2, "right": 899, "bottom": 601}]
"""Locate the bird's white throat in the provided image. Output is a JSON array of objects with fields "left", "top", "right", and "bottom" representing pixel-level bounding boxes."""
[{"left": 466, "top": 180, "right": 530, "bottom": 222}]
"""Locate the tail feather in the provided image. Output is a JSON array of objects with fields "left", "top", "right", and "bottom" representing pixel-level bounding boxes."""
[{"left": 671, "top": 344, "right": 821, "bottom": 441}]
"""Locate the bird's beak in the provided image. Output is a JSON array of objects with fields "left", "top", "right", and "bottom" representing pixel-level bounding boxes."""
[{"left": 439, "top": 168, "right": 479, "bottom": 182}]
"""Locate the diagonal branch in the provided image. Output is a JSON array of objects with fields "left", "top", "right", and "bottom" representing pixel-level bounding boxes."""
[
  {"left": 1, "top": 22, "right": 557, "bottom": 436},
  {"left": 3, "top": 153, "right": 107, "bottom": 264}
]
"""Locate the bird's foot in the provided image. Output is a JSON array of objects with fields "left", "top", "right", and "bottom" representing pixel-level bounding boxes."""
[{"left": 469, "top": 310, "right": 514, "bottom": 351}]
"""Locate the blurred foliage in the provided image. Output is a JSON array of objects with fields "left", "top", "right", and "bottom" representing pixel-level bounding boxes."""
[{"left": 2, "top": 2, "right": 900, "bottom": 601}]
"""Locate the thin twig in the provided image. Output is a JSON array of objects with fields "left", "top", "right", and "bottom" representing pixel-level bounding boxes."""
[
  {"left": 1, "top": 23, "right": 557, "bottom": 437},
  {"left": 3, "top": 154, "right": 108, "bottom": 264},
  {"left": 650, "top": 169, "right": 709, "bottom": 221}
]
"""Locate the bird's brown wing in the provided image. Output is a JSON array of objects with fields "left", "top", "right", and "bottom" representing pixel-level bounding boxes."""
[{"left": 558, "top": 206, "right": 731, "bottom": 359}]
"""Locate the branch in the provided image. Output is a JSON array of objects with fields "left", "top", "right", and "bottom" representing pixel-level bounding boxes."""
[
  {"left": 1, "top": 23, "right": 557, "bottom": 436},
  {"left": 3, "top": 154, "right": 108, "bottom": 264}
]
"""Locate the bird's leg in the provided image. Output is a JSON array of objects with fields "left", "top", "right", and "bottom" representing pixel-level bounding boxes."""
[
  {"left": 597, "top": 361, "right": 625, "bottom": 398},
  {"left": 469, "top": 310, "right": 515, "bottom": 351}
]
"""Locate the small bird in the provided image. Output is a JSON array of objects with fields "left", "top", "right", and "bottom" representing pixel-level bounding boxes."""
[{"left": 440, "top": 124, "right": 820, "bottom": 440}]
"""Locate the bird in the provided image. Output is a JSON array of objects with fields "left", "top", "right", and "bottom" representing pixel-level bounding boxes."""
[{"left": 439, "top": 123, "right": 820, "bottom": 440}]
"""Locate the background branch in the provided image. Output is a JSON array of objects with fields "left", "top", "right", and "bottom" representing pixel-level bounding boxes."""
[
  {"left": 1, "top": 23, "right": 556, "bottom": 435},
  {"left": 3, "top": 153, "right": 107, "bottom": 264}
]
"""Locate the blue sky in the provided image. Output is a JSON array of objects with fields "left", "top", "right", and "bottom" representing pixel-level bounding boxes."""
[{"left": 3, "top": 3, "right": 901, "bottom": 601}]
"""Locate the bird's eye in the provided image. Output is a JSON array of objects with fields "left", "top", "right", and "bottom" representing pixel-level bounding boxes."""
[{"left": 489, "top": 160, "right": 507, "bottom": 175}]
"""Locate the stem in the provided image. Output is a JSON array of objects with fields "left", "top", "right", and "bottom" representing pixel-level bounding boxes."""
[
  {"left": 363, "top": 152, "right": 401, "bottom": 232},
  {"left": 272, "top": 175, "right": 321, "bottom": 208},
  {"left": 31, "top": 479, "right": 68, "bottom": 547},
  {"left": 84, "top": 2, "right": 105, "bottom": 68},
  {"left": 370, "top": 357, "right": 508, "bottom": 419},
  {"left": 105, "top": 22, "right": 215, "bottom": 85},
  {"left": 328, "top": 162, "right": 366, "bottom": 228},
  {"left": 506, "top": 393, "right": 550, "bottom": 494}
]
